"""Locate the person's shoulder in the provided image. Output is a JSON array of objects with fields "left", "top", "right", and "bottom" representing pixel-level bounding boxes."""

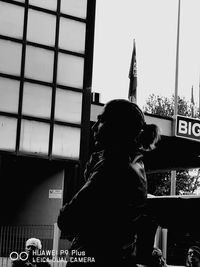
[
  {"left": 130, "top": 152, "right": 146, "bottom": 175},
  {"left": 131, "top": 151, "right": 145, "bottom": 167},
  {"left": 128, "top": 153, "right": 147, "bottom": 192}
]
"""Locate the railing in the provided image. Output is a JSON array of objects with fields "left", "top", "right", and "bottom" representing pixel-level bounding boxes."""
[{"left": 0, "top": 224, "right": 54, "bottom": 255}]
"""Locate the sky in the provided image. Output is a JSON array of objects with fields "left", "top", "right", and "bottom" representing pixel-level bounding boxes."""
[{"left": 92, "top": 0, "right": 200, "bottom": 110}]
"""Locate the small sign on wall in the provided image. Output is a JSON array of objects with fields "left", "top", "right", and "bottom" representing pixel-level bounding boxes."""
[{"left": 49, "top": 189, "right": 62, "bottom": 199}]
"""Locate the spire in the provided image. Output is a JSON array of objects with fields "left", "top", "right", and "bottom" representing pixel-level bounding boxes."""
[
  {"left": 191, "top": 85, "right": 195, "bottom": 105},
  {"left": 128, "top": 39, "right": 137, "bottom": 103},
  {"left": 191, "top": 85, "right": 194, "bottom": 117}
]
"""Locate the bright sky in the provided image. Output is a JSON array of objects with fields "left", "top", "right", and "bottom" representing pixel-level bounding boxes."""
[{"left": 92, "top": 0, "right": 200, "bottom": 110}]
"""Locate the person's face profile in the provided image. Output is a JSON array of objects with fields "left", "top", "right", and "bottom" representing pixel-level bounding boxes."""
[
  {"left": 92, "top": 110, "right": 108, "bottom": 149},
  {"left": 188, "top": 249, "right": 200, "bottom": 264},
  {"left": 92, "top": 114, "right": 104, "bottom": 133}
]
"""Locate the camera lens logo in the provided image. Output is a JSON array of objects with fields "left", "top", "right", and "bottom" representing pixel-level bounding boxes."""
[{"left": 10, "top": 251, "right": 28, "bottom": 261}]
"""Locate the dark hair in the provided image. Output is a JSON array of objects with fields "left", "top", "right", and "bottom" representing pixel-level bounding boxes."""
[
  {"left": 189, "top": 246, "right": 200, "bottom": 255},
  {"left": 102, "top": 99, "right": 160, "bottom": 151},
  {"left": 139, "top": 123, "right": 161, "bottom": 151},
  {"left": 103, "top": 99, "right": 145, "bottom": 131}
]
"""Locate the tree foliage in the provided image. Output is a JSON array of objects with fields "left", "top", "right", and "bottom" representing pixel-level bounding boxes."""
[
  {"left": 143, "top": 94, "right": 195, "bottom": 117},
  {"left": 144, "top": 94, "right": 200, "bottom": 195},
  {"left": 147, "top": 170, "right": 200, "bottom": 196}
]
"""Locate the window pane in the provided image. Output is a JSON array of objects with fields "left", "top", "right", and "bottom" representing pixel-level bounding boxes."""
[
  {"left": 57, "top": 53, "right": 84, "bottom": 88},
  {"left": 0, "top": 116, "right": 17, "bottom": 151},
  {"left": 29, "top": 0, "right": 57, "bottom": 11},
  {"left": 0, "top": 2, "right": 24, "bottom": 39},
  {"left": 20, "top": 120, "right": 50, "bottom": 154},
  {"left": 61, "top": 0, "right": 87, "bottom": 19},
  {"left": 55, "top": 89, "right": 82, "bottom": 123},
  {"left": 22, "top": 83, "right": 52, "bottom": 118},
  {"left": 27, "top": 9, "right": 56, "bottom": 46},
  {"left": 52, "top": 125, "right": 80, "bottom": 159},
  {"left": 25, "top": 45, "right": 54, "bottom": 82},
  {"left": 59, "top": 18, "right": 86, "bottom": 53},
  {"left": 0, "top": 77, "right": 19, "bottom": 113},
  {"left": 0, "top": 40, "right": 22, "bottom": 76}
]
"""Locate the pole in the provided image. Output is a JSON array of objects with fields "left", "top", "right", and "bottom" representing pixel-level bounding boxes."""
[
  {"left": 162, "top": 229, "right": 168, "bottom": 260},
  {"left": 199, "top": 74, "right": 200, "bottom": 117},
  {"left": 174, "top": 0, "right": 181, "bottom": 120},
  {"left": 170, "top": 170, "right": 176, "bottom": 195},
  {"left": 171, "top": 0, "right": 181, "bottom": 196},
  {"left": 53, "top": 223, "right": 60, "bottom": 252},
  {"left": 165, "top": 0, "right": 181, "bottom": 263}
]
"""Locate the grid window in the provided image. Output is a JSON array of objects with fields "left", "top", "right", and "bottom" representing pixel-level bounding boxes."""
[
  {"left": 29, "top": 0, "right": 57, "bottom": 11},
  {"left": 55, "top": 89, "right": 82, "bottom": 124},
  {"left": 60, "top": 0, "right": 87, "bottom": 19},
  {"left": 0, "top": 39, "right": 22, "bottom": 76},
  {"left": 0, "top": 77, "right": 19, "bottom": 113},
  {"left": 59, "top": 18, "right": 86, "bottom": 54},
  {"left": 27, "top": 9, "right": 56, "bottom": 47},
  {"left": 22, "top": 82, "right": 52, "bottom": 119},
  {"left": 25, "top": 45, "right": 54, "bottom": 82},
  {"left": 57, "top": 53, "right": 84, "bottom": 88},
  {"left": 52, "top": 124, "right": 80, "bottom": 159},
  {"left": 20, "top": 119, "right": 50, "bottom": 154},
  {"left": 0, "top": 116, "right": 17, "bottom": 151},
  {"left": 0, "top": 0, "right": 94, "bottom": 160},
  {"left": 0, "top": 2, "right": 24, "bottom": 39}
]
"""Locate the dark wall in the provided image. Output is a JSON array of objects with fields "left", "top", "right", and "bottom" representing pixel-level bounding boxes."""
[{"left": 0, "top": 155, "right": 65, "bottom": 225}]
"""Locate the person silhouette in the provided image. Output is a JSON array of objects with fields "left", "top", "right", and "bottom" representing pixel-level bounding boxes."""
[{"left": 57, "top": 99, "right": 160, "bottom": 266}]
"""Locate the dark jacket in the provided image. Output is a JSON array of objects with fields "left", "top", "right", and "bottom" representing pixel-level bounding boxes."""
[{"left": 57, "top": 151, "right": 148, "bottom": 266}]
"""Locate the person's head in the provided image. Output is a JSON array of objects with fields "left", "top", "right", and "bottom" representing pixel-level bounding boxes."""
[
  {"left": 92, "top": 99, "right": 160, "bottom": 154},
  {"left": 186, "top": 246, "right": 200, "bottom": 267},
  {"left": 25, "top": 237, "right": 42, "bottom": 255}
]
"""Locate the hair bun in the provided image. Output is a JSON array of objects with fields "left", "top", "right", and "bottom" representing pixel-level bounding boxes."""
[{"left": 139, "top": 124, "right": 161, "bottom": 151}]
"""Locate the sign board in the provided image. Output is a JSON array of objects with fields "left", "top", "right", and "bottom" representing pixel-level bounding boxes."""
[
  {"left": 49, "top": 189, "right": 62, "bottom": 199},
  {"left": 176, "top": 115, "right": 200, "bottom": 141}
]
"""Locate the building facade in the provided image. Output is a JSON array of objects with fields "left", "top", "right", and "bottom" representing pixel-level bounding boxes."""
[{"left": 0, "top": 0, "right": 96, "bottom": 254}]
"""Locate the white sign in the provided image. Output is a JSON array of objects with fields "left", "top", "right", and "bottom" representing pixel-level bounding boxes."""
[
  {"left": 176, "top": 115, "right": 200, "bottom": 141},
  {"left": 49, "top": 189, "right": 62, "bottom": 199}
]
